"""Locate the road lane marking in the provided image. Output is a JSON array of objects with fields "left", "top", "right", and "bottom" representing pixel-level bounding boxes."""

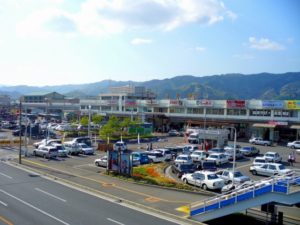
[
  {"left": 0, "top": 200, "right": 8, "bottom": 207},
  {"left": 236, "top": 163, "right": 253, "bottom": 169},
  {"left": 35, "top": 188, "right": 67, "bottom": 202},
  {"left": 107, "top": 218, "right": 125, "bottom": 225},
  {"left": 0, "top": 189, "right": 69, "bottom": 225},
  {"left": 0, "top": 172, "right": 12, "bottom": 179},
  {"left": 0, "top": 216, "right": 14, "bottom": 225}
]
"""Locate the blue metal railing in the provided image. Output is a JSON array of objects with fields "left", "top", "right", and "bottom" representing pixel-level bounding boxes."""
[{"left": 190, "top": 172, "right": 300, "bottom": 217}]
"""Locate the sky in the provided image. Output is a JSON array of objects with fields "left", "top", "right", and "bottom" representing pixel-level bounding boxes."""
[{"left": 0, "top": 0, "right": 300, "bottom": 86}]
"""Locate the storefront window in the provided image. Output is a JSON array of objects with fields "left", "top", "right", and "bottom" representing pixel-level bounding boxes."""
[
  {"left": 169, "top": 107, "right": 184, "bottom": 113},
  {"left": 187, "top": 108, "right": 204, "bottom": 114},
  {"left": 227, "top": 109, "right": 247, "bottom": 115},
  {"left": 206, "top": 108, "right": 224, "bottom": 115}
]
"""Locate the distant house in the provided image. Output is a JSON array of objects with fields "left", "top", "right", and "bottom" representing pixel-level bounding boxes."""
[{"left": 22, "top": 92, "right": 65, "bottom": 103}]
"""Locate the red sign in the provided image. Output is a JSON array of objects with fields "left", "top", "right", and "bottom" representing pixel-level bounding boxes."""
[
  {"left": 169, "top": 100, "right": 183, "bottom": 106},
  {"left": 196, "top": 100, "right": 212, "bottom": 106},
  {"left": 268, "top": 121, "right": 288, "bottom": 126},
  {"left": 227, "top": 100, "right": 245, "bottom": 108}
]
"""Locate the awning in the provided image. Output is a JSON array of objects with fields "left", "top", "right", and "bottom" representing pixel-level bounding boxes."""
[
  {"left": 290, "top": 125, "right": 300, "bottom": 129},
  {"left": 252, "top": 123, "right": 276, "bottom": 128}
]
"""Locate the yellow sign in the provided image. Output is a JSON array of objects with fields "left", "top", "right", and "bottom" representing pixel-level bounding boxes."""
[{"left": 286, "top": 100, "right": 300, "bottom": 109}]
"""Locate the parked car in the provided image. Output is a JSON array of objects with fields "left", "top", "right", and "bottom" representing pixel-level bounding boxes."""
[
  {"left": 184, "top": 145, "right": 199, "bottom": 153},
  {"left": 221, "top": 180, "right": 270, "bottom": 193},
  {"left": 224, "top": 144, "right": 242, "bottom": 151},
  {"left": 216, "top": 169, "right": 251, "bottom": 184},
  {"left": 240, "top": 146, "right": 260, "bottom": 156},
  {"left": 224, "top": 149, "right": 244, "bottom": 161},
  {"left": 249, "top": 137, "right": 272, "bottom": 146},
  {"left": 155, "top": 148, "right": 172, "bottom": 161},
  {"left": 208, "top": 148, "right": 225, "bottom": 154},
  {"left": 252, "top": 156, "right": 268, "bottom": 167},
  {"left": 70, "top": 137, "right": 92, "bottom": 147},
  {"left": 50, "top": 143, "right": 68, "bottom": 157},
  {"left": 206, "top": 153, "right": 229, "bottom": 166},
  {"left": 198, "top": 161, "right": 217, "bottom": 172},
  {"left": 250, "top": 163, "right": 292, "bottom": 176},
  {"left": 33, "top": 145, "right": 58, "bottom": 159},
  {"left": 113, "top": 141, "right": 127, "bottom": 151},
  {"left": 131, "top": 152, "right": 149, "bottom": 165},
  {"left": 171, "top": 163, "right": 198, "bottom": 178},
  {"left": 64, "top": 142, "right": 81, "bottom": 155},
  {"left": 145, "top": 151, "right": 166, "bottom": 163},
  {"left": 78, "top": 143, "right": 94, "bottom": 155},
  {"left": 174, "top": 154, "right": 193, "bottom": 164},
  {"left": 287, "top": 141, "right": 300, "bottom": 149},
  {"left": 33, "top": 139, "right": 61, "bottom": 149},
  {"left": 190, "top": 150, "right": 209, "bottom": 162},
  {"left": 181, "top": 171, "right": 225, "bottom": 190},
  {"left": 95, "top": 156, "right": 108, "bottom": 167},
  {"left": 263, "top": 151, "right": 282, "bottom": 163},
  {"left": 164, "top": 146, "right": 184, "bottom": 159},
  {"left": 168, "top": 129, "right": 180, "bottom": 136}
]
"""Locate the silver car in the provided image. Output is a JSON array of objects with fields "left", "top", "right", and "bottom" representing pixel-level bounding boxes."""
[
  {"left": 33, "top": 146, "right": 58, "bottom": 159},
  {"left": 95, "top": 156, "right": 108, "bottom": 167},
  {"left": 250, "top": 163, "right": 292, "bottom": 176}
]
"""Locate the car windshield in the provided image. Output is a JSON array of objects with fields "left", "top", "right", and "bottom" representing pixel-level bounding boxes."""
[
  {"left": 209, "top": 155, "right": 218, "bottom": 159},
  {"left": 265, "top": 153, "right": 274, "bottom": 157},
  {"left": 207, "top": 174, "right": 218, "bottom": 180},
  {"left": 180, "top": 164, "right": 193, "bottom": 170},
  {"left": 234, "top": 171, "right": 243, "bottom": 177},
  {"left": 80, "top": 144, "right": 88, "bottom": 148},
  {"left": 279, "top": 165, "right": 285, "bottom": 170},
  {"left": 56, "top": 145, "right": 65, "bottom": 150}
]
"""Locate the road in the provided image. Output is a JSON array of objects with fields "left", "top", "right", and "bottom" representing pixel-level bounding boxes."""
[{"left": 0, "top": 162, "right": 186, "bottom": 225}]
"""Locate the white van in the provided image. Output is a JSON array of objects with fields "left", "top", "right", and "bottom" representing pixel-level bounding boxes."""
[
  {"left": 113, "top": 141, "right": 127, "bottom": 151},
  {"left": 64, "top": 142, "right": 81, "bottom": 155},
  {"left": 33, "top": 146, "right": 58, "bottom": 159}
]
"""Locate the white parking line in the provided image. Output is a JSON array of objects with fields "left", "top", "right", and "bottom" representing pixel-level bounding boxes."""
[
  {"left": 35, "top": 188, "right": 67, "bottom": 202},
  {"left": 0, "top": 189, "right": 69, "bottom": 225},
  {"left": 236, "top": 163, "right": 253, "bottom": 169},
  {"left": 0, "top": 172, "right": 12, "bottom": 179},
  {"left": 0, "top": 200, "right": 8, "bottom": 207},
  {"left": 107, "top": 218, "right": 125, "bottom": 225}
]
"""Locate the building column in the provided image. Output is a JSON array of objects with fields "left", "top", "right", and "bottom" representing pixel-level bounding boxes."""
[{"left": 269, "top": 128, "right": 274, "bottom": 142}]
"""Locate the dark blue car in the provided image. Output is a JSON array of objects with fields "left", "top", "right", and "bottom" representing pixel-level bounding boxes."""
[{"left": 132, "top": 152, "right": 149, "bottom": 165}]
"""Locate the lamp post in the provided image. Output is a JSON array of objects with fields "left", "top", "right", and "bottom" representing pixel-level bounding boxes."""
[
  {"left": 231, "top": 127, "right": 237, "bottom": 183},
  {"left": 19, "top": 99, "right": 22, "bottom": 164},
  {"left": 88, "top": 105, "right": 91, "bottom": 138}
]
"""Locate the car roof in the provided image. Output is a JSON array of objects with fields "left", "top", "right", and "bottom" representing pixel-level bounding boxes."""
[
  {"left": 265, "top": 151, "right": 277, "bottom": 154},
  {"left": 209, "top": 153, "right": 223, "bottom": 155},
  {"left": 195, "top": 171, "right": 216, "bottom": 175}
]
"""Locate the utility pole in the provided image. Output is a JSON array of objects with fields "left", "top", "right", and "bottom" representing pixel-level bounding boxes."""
[{"left": 19, "top": 100, "right": 22, "bottom": 164}]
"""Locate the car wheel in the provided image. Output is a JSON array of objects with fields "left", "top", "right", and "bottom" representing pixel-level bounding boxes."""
[
  {"left": 264, "top": 143, "right": 268, "bottom": 146},
  {"left": 33, "top": 151, "right": 36, "bottom": 156},
  {"left": 149, "top": 159, "right": 154, "bottom": 163},
  {"left": 95, "top": 162, "right": 99, "bottom": 167},
  {"left": 43, "top": 154, "right": 46, "bottom": 159},
  {"left": 202, "top": 184, "right": 208, "bottom": 190},
  {"left": 183, "top": 178, "right": 188, "bottom": 184},
  {"left": 291, "top": 146, "right": 295, "bottom": 149},
  {"left": 252, "top": 170, "right": 257, "bottom": 175}
]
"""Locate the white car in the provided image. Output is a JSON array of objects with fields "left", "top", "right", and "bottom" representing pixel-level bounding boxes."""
[
  {"left": 33, "top": 139, "right": 61, "bottom": 149},
  {"left": 206, "top": 153, "right": 229, "bottom": 166},
  {"left": 33, "top": 145, "right": 58, "bottom": 159},
  {"left": 190, "top": 150, "right": 208, "bottom": 162},
  {"left": 250, "top": 163, "right": 292, "bottom": 176},
  {"left": 95, "top": 156, "right": 108, "bottom": 167},
  {"left": 154, "top": 148, "right": 172, "bottom": 161},
  {"left": 113, "top": 141, "right": 127, "bottom": 151},
  {"left": 252, "top": 156, "right": 268, "bottom": 167},
  {"left": 174, "top": 154, "right": 193, "bottom": 164},
  {"left": 50, "top": 143, "right": 68, "bottom": 157},
  {"left": 263, "top": 151, "right": 282, "bottom": 163},
  {"left": 216, "top": 170, "right": 251, "bottom": 184},
  {"left": 145, "top": 151, "right": 166, "bottom": 163},
  {"left": 224, "top": 149, "right": 244, "bottom": 161},
  {"left": 78, "top": 143, "right": 94, "bottom": 155},
  {"left": 181, "top": 171, "right": 225, "bottom": 190},
  {"left": 224, "top": 144, "right": 241, "bottom": 151},
  {"left": 249, "top": 137, "right": 271, "bottom": 146},
  {"left": 287, "top": 141, "right": 300, "bottom": 149}
]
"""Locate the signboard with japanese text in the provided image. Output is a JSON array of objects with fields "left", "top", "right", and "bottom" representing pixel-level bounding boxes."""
[
  {"left": 262, "top": 100, "right": 284, "bottom": 109},
  {"left": 146, "top": 100, "right": 158, "bottom": 105},
  {"left": 286, "top": 100, "right": 300, "bottom": 109},
  {"left": 169, "top": 100, "right": 183, "bottom": 106},
  {"left": 196, "top": 100, "right": 213, "bottom": 107},
  {"left": 125, "top": 100, "right": 136, "bottom": 106},
  {"left": 226, "top": 100, "right": 246, "bottom": 108}
]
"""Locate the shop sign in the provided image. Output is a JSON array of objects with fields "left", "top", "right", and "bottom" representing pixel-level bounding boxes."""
[
  {"left": 286, "top": 100, "right": 300, "bottom": 109},
  {"left": 226, "top": 100, "right": 246, "bottom": 108},
  {"left": 125, "top": 100, "right": 136, "bottom": 106},
  {"left": 268, "top": 121, "right": 288, "bottom": 126},
  {"left": 146, "top": 100, "right": 158, "bottom": 105},
  {"left": 262, "top": 100, "right": 284, "bottom": 109},
  {"left": 196, "top": 100, "right": 213, "bottom": 107},
  {"left": 107, "top": 100, "right": 118, "bottom": 105},
  {"left": 169, "top": 100, "right": 183, "bottom": 106}
]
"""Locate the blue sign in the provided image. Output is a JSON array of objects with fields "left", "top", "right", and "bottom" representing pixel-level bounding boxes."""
[{"left": 262, "top": 101, "right": 284, "bottom": 109}]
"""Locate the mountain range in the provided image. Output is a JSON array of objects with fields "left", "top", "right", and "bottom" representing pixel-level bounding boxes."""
[{"left": 1, "top": 72, "right": 300, "bottom": 100}]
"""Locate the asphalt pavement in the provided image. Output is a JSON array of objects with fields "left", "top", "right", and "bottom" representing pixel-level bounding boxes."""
[{"left": 0, "top": 162, "right": 189, "bottom": 225}]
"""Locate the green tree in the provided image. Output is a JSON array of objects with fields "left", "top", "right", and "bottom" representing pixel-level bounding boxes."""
[
  {"left": 92, "top": 114, "right": 103, "bottom": 125},
  {"left": 80, "top": 116, "right": 89, "bottom": 126},
  {"left": 99, "top": 116, "right": 120, "bottom": 139}
]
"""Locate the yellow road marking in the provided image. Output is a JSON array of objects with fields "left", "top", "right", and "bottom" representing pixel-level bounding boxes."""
[
  {"left": 145, "top": 197, "right": 161, "bottom": 203},
  {"left": 22, "top": 159, "right": 186, "bottom": 204},
  {"left": 175, "top": 205, "right": 190, "bottom": 215},
  {"left": 0, "top": 216, "right": 14, "bottom": 225}
]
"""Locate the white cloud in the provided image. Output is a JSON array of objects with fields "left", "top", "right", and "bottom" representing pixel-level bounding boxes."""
[
  {"left": 195, "top": 46, "right": 206, "bottom": 52},
  {"left": 131, "top": 38, "right": 153, "bottom": 45},
  {"left": 248, "top": 37, "right": 285, "bottom": 51},
  {"left": 16, "top": 0, "right": 235, "bottom": 37}
]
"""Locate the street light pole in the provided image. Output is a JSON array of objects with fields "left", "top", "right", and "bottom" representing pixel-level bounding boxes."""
[
  {"left": 88, "top": 105, "right": 91, "bottom": 138},
  {"left": 19, "top": 99, "right": 22, "bottom": 164},
  {"left": 232, "top": 127, "right": 237, "bottom": 183}
]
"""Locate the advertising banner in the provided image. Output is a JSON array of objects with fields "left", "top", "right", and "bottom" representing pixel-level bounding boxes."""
[
  {"left": 125, "top": 100, "right": 136, "bottom": 106},
  {"left": 262, "top": 100, "right": 284, "bottom": 109},
  {"left": 286, "top": 100, "right": 300, "bottom": 109},
  {"left": 146, "top": 100, "right": 158, "bottom": 105},
  {"left": 196, "top": 100, "right": 213, "bottom": 107},
  {"left": 120, "top": 154, "right": 132, "bottom": 175},
  {"left": 226, "top": 100, "right": 246, "bottom": 108},
  {"left": 108, "top": 151, "right": 119, "bottom": 172},
  {"left": 169, "top": 100, "right": 183, "bottom": 106}
]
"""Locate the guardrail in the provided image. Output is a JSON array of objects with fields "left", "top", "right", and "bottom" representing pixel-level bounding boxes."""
[
  {"left": 189, "top": 172, "right": 300, "bottom": 217},
  {"left": 0, "top": 139, "right": 24, "bottom": 146}
]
